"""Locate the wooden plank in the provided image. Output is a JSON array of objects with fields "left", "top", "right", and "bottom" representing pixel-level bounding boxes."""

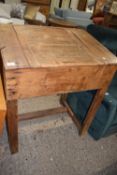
[
  {"left": 5, "top": 65, "right": 105, "bottom": 100},
  {"left": 13, "top": 25, "right": 112, "bottom": 68},
  {"left": 80, "top": 89, "right": 106, "bottom": 135},
  {"left": 0, "top": 75, "right": 6, "bottom": 136},
  {"left": 19, "top": 106, "right": 67, "bottom": 121},
  {"left": 1, "top": 25, "right": 117, "bottom": 70},
  {"left": 0, "top": 25, "right": 29, "bottom": 70},
  {"left": 6, "top": 100, "right": 18, "bottom": 154},
  {"left": 71, "top": 29, "right": 117, "bottom": 65},
  {"left": 61, "top": 96, "right": 81, "bottom": 130}
]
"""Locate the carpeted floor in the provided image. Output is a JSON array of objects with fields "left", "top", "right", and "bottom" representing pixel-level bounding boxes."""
[{"left": 0, "top": 96, "right": 117, "bottom": 175}]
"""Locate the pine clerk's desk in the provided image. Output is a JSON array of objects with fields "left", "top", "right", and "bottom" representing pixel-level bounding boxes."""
[{"left": 0, "top": 25, "right": 116, "bottom": 154}]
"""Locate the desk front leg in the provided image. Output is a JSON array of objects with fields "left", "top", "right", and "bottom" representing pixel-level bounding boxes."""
[
  {"left": 81, "top": 67, "right": 116, "bottom": 135},
  {"left": 80, "top": 88, "right": 107, "bottom": 135},
  {"left": 6, "top": 100, "right": 18, "bottom": 154}
]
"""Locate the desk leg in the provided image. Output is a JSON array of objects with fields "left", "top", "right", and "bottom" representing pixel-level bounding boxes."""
[
  {"left": 61, "top": 89, "right": 107, "bottom": 136},
  {"left": 80, "top": 88, "right": 106, "bottom": 135},
  {"left": 6, "top": 100, "right": 18, "bottom": 154}
]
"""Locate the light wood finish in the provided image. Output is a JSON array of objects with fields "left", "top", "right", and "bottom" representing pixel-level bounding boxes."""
[
  {"left": 0, "top": 75, "right": 6, "bottom": 136},
  {"left": 0, "top": 25, "right": 29, "bottom": 69},
  {"left": 0, "top": 25, "right": 117, "bottom": 153},
  {"left": 5, "top": 65, "right": 105, "bottom": 100}
]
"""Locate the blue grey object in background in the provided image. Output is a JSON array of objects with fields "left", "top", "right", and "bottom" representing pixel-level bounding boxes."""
[{"left": 52, "top": 8, "right": 93, "bottom": 28}]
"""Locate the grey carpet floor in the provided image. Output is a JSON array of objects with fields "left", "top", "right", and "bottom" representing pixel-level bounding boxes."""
[{"left": 0, "top": 96, "right": 117, "bottom": 175}]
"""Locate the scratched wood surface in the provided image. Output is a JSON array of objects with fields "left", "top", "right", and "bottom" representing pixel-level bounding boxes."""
[
  {"left": 0, "top": 25, "right": 117, "bottom": 101},
  {"left": 0, "top": 25, "right": 29, "bottom": 69},
  {"left": 0, "top": 25, "right": 117, "bottom": 69},
  {"left": 5, "top": 66, "right": 105, "bottom": 100}
]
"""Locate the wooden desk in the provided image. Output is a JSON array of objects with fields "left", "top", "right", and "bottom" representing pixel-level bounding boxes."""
[{"left": 0, "top": 25, "right": 116, "bottom": 154}]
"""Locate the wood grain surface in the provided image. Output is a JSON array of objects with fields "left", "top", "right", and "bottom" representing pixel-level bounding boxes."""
[
  {"left": 0, "top": 25, "right": 116, "bottom": 101},
  {"left": 1, "top": 25, "right": 117, "bottom": 70},
  {"left": 0, "top": 25, "right": 29, "bottom": 69},
  {"left": 0, "top": 75, "right": 6, "bottom": 135},
  {"left": 6, "top": 100, "right": 18, "bottom": 153},
  {"left": 5, "top": 66, "right": 105, "bottom": 100}
]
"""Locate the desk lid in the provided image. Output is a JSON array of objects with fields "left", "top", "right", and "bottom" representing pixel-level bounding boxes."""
[{"left": 0, "top": 24, "right": 117, "bottom": 70}]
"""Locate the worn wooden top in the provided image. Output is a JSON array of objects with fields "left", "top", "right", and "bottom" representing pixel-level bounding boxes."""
[{"left": 0, "top": 24, "right": 117, "bottom": 70}]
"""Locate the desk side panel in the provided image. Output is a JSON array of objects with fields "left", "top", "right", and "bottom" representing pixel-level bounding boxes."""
[{"left": 4, "top": 65, "right": 111, "bottom": 100}]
